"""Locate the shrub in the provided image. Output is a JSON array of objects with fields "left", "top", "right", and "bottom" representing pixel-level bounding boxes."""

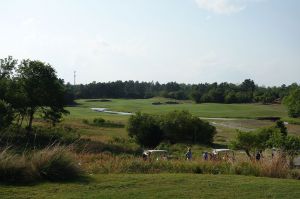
[
  {"left": 82, "top": 119, "right": 89, "bottom": 124},
  {"left": 165, "top": 101, "right": 179, "bottom": 104},
  {"left": 161, "top": 110, "right": 216, "bottom": 144},
  {"left": 0, "top": 100, "right": 14, "bottom": 130},
  {"left": 284, "top": 88, "right": 300, "bottom": 118},
  {"left": 0, "top": 148, "right": 35, "bottom": 183},
  {"left": 128, "top": 111, "right": 216, "bottom": 147},
  {"left": 152, "top": 102, "right": 163, "bottom": 105},
  {"left": 94, "top": 118, "right": 105, "bottom": 124},
  {"left": 31, "top": 146, "right": 83, "bottom": 181},
  {"left": 0, "top": 146, "right": 84, "bottom": 183},
  {"left": 83, "top": 117, "right": 125, "bottom": 128},
  {"left": 127, "top": 112, "right": 163, "bottom": 148}
]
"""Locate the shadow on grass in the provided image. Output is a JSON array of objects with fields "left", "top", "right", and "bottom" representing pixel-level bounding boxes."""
[{"left": 0, "top": 175, "right": 92, "bottom": 186}]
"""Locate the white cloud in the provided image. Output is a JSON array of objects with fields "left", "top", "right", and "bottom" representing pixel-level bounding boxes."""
[{"left": 195, "top": 0, "right": 263, "bottom": 15}]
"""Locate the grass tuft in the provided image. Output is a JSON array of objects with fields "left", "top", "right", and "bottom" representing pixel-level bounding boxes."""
[{"left": 0, "top": 146, "right": 84, "bottom": 184}]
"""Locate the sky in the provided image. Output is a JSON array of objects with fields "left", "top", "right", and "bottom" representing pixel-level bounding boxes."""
[{"left": 0, "top": 0, "right": 299, "bottom": 86}]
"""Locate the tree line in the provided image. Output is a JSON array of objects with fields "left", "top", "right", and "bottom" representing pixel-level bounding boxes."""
[{"left": 69, "top": 79, "right": 299, "bottom": 105}]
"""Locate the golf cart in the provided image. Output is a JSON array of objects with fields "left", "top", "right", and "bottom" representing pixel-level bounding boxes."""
[
  {"left": 142, "top": 150, "right": 168, "bottom": 161},
  {"left": 211, "top": 149, "right": 235, "bottom": 161}
]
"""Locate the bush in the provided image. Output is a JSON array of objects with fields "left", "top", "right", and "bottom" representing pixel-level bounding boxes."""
[
  {"left": 127, "top": 111, "right": 216, "bottom": 147},
  {"left": 31, "top": 146, "right": 83, "bottom": 181},
  {"left": 161, "top": 111, "right": 216, "bottom": 145},
  {"left": 127, "top": 112, "right": 163, "bottom": 148},
  {"left": 0, "top": 148, "right": 35, "bottom": 183},
  {"left": 94, "top": 118, "right": 105, "bottom": 124},
  {"left": 83, "top": 117, "right": 125, "bottom": 128},
  {"left": 0, "top": 146, "right": 83, "bottom": 183},
  {"left": 0, "top": 100, "right": 14, "bottom": 130},
  {"left": 284, "top": 88, "right": 300, "bottom": 118}
]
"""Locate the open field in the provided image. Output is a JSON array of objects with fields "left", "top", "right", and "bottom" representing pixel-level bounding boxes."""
[
  {"left": 63, "top": 98, "right": 300, "bottom": 144},
  {"left": 1, "top": 174, "right": 300, "bottom": 199},
  {"left": 1, "top": 98, "right": 300, "bottom": 199},
  {"left": 68, "top": 98, "right": 289, "bottom": 119}
]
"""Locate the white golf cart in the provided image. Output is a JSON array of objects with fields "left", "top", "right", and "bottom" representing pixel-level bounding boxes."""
[
  {"left": 142, "top": 150, "right": 168, "bottom": 161},
  {"left": 211, "top": 149, "right": 235, "bottom": 161}
]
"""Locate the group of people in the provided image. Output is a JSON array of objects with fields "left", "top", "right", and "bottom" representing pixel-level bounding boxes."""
[
  {"left": 185, "top": 148, "right": 233, "bottom": 161},
  {"left": 185, "top": 148, "right": 216, "bottom": 161},
  {"left": 186, "top": 148, "right": 211, "bottom": 161}
]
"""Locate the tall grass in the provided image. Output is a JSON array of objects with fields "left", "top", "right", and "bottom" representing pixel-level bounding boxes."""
[
  {"left": 77, "top": 153, "right": 299, "bottom": 179},
  {"left": 0, "top": 146, "right": 83, "bottom": 184},
  {"left": 0, "top": 148, "right": 35, "bottom": 183},
  {"left": 31, "top": 146, "right": 83, "bottom": 181}
]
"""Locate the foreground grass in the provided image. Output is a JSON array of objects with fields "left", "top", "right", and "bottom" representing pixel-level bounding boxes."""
[{"left": 1, "top": 174, "right": 300, "bottom": 199}]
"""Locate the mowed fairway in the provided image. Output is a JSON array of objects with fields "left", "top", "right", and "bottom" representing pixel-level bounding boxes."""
[
  {"left": 67, "top": 98, "right": 288, "bottom": 119},
  {"left": 1, "top": 174, "right": 300, "bottom": 199},
  {"left": 63, "top": 98, "right": 300, "bottom": 142}
]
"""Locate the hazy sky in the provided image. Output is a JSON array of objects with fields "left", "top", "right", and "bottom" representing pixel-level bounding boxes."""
[{"left": 0, "top": 0, "right": 299, "bottom": 86}]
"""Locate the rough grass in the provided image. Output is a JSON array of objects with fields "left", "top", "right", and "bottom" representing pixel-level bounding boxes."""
[
  {"left": 77, "top": 153, "right": 299, "bottom": 179},
  {"left": 0, "top": 146, "right": 83, "bottom": 183},
  {"left": 1, "top": 174, "right": 300, "bottom": 199},
  {"left": 31, "top": 146, "right": 83, "bottom": 182}
]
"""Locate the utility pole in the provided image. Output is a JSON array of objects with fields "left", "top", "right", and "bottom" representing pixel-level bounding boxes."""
[{"left": 73, "top": 71, "right": 76, "bottom": 85}]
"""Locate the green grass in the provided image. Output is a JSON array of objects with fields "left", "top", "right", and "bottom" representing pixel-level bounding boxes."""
[
  {"left": 1, "top": 174, "right": 300, "bottom": 199},
  {"left": 1, "top": 98, "right": 299, "bottom": 198},
  {"left": 62, "top": 98, "right": 300, "bottom": 145},
  {"left": 67, "top": 98, "right": 288, "bottom": 120}
]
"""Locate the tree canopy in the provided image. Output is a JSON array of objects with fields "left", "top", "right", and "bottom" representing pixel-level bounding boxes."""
[
  {"left": 127, "top": 111, "right": 216, "bottom": 148},
  {"left": 284, "top": 88, "right": 300, "bottom": 118},
  {"left": 68, "top": 79, "right": 299, "bottom": 105},
  {"left": 0, "top": 56, "right": 69, "bottom": 132}
]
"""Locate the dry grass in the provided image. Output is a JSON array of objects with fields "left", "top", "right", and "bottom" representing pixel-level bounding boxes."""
[
  {"left": 76, "top": 152, "right": 298, "bottom": 179},
  {"left": 0, "top": 146, "right": 84, "bottom": 184}
]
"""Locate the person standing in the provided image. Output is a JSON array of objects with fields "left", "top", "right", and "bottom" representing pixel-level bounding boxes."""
[
  {"left": 256, "top": 151, "right": 261, "bottom": 161},
  {"left": 203, "top": 151, "right": 208, "bottom": 160},
  {"left": 186, "top": 148, "right": 192, "bottom": 160}
]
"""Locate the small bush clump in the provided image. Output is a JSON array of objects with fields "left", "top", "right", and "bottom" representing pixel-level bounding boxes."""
[
  {"left": 0, "top": 149, "right": 35, "bottom": 183},
  {"left": 83, "top": 117, "right": 125, "bottom": 128},
  {"left": 31, "top": 146, "right": 83, "bottom": 181},
  {"left": 0, "top": 146, "right": 83, "bottom": 184}
]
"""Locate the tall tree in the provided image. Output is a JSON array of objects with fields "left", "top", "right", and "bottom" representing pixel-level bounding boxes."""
[
  {"left": 284, "top": 88, "right": 300, "bottom": 118},
  {"left": 17, "top": 60, "right": 69, "bottom": 131}
]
